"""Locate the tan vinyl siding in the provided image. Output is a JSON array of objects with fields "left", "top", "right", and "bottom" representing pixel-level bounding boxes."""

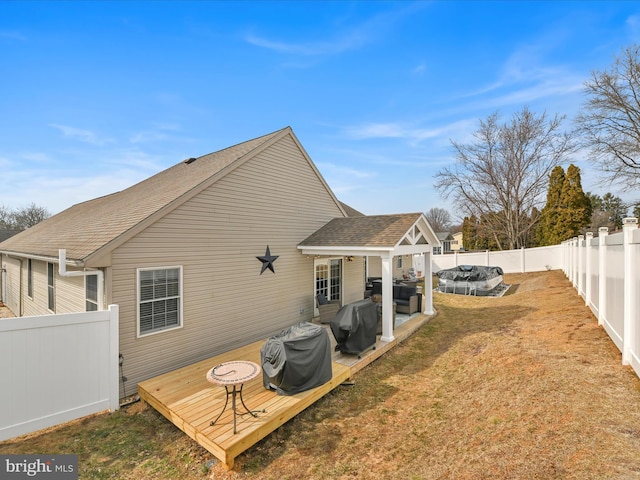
[
  {"left": 113, "top": 135, "right": 348, "bottom": 391},
  {"left": 55, "top": 267, "right": 87, "bottom": 313},
  {"left": 393, "top": 254, "right": 414, "bottom": 279},
  {"left": 22, "top": 259, "right": 47, "bottom": 316},
  {"left": 2, "top": 255, "right": 21, "bottom": 315},
  {"left": 367, "top": 256, "right": 382, "bottom": 278},
  {"left": 342, "top": 257, "right": 366, "bottom": 305},
  {"left": 17, "top": 260, "right": 85, "bottom": 316},
  {"left": 366, "top": 255, "right": 415, "bottom": 280}
]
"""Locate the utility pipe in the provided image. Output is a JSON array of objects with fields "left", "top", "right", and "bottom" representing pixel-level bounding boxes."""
[
  {"left": 0, "top": 267, "right": 6, "bottom": 304},
  {"left": 58, "top": 249, "right": 105, "bottom": 311}
]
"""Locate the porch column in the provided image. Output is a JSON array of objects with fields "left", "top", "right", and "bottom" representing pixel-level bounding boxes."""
[
  {"left": 423, "top": 250, "right": 434, "bottom": 315},
  {"left": 380, "top": 253, "right": 395, "bottom": 343}
]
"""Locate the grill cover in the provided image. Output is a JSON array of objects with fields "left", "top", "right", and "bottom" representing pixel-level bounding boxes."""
[
  {"left": 261, "top": 322, "right": 332, "bottom": 395},
  {"left": 330, "top": 299, "right": 378, "bottom": 355}
]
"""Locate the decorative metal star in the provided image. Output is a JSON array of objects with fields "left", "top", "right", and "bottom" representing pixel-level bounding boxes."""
[{"left": 256, "top": 245, "right": 279, "bottom": 274}]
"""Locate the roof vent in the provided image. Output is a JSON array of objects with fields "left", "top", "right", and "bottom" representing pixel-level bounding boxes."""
[{"left": 184, "top": 157, "right": 197, "bottom": 164}]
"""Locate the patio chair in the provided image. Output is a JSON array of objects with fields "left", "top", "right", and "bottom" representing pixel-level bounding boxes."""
[{"left": 316, "top": 294, "right": 341, "bottom": 324}]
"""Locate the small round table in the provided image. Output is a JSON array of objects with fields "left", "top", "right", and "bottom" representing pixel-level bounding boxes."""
[{"left": 206, "top": 360, "right": 263, "bottom": 434}]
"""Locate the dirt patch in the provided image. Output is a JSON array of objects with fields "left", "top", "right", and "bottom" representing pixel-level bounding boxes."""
[{"left": 2, "top": 270, "right": 640, "bottom": 479}]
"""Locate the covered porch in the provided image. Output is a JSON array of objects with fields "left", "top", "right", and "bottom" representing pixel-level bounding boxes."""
[
  {"left": 298, "top": 212, "right": 440, "bottom": 343},
  {"left": 138, "top": 312, "right": 432, "bottom": 470}
]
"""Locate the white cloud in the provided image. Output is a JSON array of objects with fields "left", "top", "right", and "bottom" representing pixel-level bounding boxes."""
[
  {"left": 245, "top": 2, "right": 426, "bottom": 57},
  {"left": 20, "top": 152, "right": 52, "bottom": 163},
  {"left": 343, "top": 118, "right": 477, "bottom": 144},
  {"left": 316, "top": 161, "right": 377, "bottom": 179},
  {"left": 49, "top": 124, "right": 115, "bottom": 146}
]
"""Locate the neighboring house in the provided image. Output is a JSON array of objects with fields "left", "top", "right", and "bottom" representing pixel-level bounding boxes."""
[
  {"left": 366, "top": 253, "right": 416, "bottom": 280},
  {"left": 0, "top": 127, "right": 439, "bottom": 397},
  {"left": 451, "top": 231, "right": 463, "bottom": 252},
  {"left": 433, "top": 232, "right": 455, "bottom": 254},
  {"left": 0, "top": 229, "right": 19, "bottom": 243}
]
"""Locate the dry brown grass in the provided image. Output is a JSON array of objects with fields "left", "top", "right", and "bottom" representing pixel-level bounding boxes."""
[{"left": 3, "top": 270, "right": 640, "bottom": 479}]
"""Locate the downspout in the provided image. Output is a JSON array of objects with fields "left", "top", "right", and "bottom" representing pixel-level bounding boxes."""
[
  {"left": 0, "top": 267, "right": 6, "bottom": 304},
  {"left": 58, "top": 249, "right": 105, "bottom": 311}
]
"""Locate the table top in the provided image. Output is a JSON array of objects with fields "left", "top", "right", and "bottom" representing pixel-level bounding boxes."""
[{"left": 206, "top": 360, "right": 261, "bottom": 386}]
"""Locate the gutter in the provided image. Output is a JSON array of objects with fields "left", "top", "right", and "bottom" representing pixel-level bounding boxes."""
[{"left": 58, "top": 249, "right": 105, "bottom": 311}]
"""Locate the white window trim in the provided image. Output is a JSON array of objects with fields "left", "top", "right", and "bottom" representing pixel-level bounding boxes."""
[
  {"left": 136, "top": 265, "right": 184, "bottom": 338},
  {"left": 47, "top": 262, "right": 56, "bottom": 313},
  {"left": 85, "top": 274, "right": 99, "bottom": 312},
  {"left": 27, "top": 258, "right": 33, "bottom": 299}
]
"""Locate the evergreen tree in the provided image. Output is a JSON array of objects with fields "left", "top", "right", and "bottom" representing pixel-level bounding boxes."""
[
  {"left": 555, "top": 165, "right": 592, "bottom": 241},
  {"left": 461, "top": 216, "right": 477, "bottom": 251},
  {"left": 601, "top": 193, "right": 627, "bottom": 229},
  {"left": 537, "top": 166, "right": 565, "bottom": 245}
]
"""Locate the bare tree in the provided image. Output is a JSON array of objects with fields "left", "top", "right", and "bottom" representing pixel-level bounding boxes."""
[
  {"left": 575, "top": 44, "right": 640, "bottom": 191},
  {"left": 424, "top": 207, "right": 452, "bottom": 232},
  {"left": 0, "top": 204, "right": 12, "bottom": 229},
  {"left": 14, "top": 203, "right": 50, "bottom": 230},
  {"left": 1, "top": 203, "right": 51, "bottom": 231},
  {"left": 435, "top": 107, "right": 574, "bottom": 250}
]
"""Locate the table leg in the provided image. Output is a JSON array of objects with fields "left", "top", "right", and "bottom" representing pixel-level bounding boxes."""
[
  {"left": 210, "top": 383, "right": 265, "bottom": 434},
  {"left": 209, "top": 385, "right": 231, "bottom": 427},
  {"left": 238, "top": 383, "right": 260, "bottom": 419}
]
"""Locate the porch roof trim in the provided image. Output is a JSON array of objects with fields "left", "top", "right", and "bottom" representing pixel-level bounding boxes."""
[{"left": 297, "top": 212, "right": 440, "bottom": 257}]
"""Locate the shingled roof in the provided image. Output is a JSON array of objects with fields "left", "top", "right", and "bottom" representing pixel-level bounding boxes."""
[
  {"left": 0, "top": 127, "right": 290, "bottom": 263},
  {"left": 298, "top": 213, "right": 425, "bottom": 247}
]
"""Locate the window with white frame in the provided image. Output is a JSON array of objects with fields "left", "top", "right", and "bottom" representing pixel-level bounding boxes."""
[
  {"left": 47, "top": 262, "right": 55, "bottom": 312},
  {"left": 137, "top": 266, "right": 182, "bottom": 336},
  {"left": 86, "top": 274, "right": 98, "bottom": 311}
]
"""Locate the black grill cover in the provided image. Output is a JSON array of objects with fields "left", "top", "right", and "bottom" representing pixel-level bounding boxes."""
[
  {"left": 330, "top": 299, "right": 378, "bottom": 355},
  {"left": 261, "top": 322, "right": 332, "bottom": 395}
]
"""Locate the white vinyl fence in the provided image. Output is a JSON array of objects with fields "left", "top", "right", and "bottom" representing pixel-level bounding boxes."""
[
  {"left": 432, "top": 222, "right": 640, "bottom": 380},
  {"left": 563, "top": 218, "right": 640, "bottom": 378},
  {"left": 432, "top": 244, "right": 563, "bottom": 273},
  {"left": 0, "top": 305, "right": 119, "bottom": 441}
]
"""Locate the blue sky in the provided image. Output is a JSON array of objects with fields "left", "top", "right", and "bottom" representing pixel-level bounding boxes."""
[{"left": 2, "top": 1, "right": 639, "bottom": 219}]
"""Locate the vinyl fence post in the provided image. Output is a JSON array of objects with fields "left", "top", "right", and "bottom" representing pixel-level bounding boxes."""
[
  {"left": 577, "top": 235, "right": 585, "bottom": 298},
  {"left": 598, "top": 227, "right": 608, "bottom": 327},
  {"left": 585, "top": 232, "right": 593, "bottom": 308},
  {"left": 571, "top": 237, "right": 580, "bottom": 286},
  {"left": 108, "top": 304, "right": 120, "bottom": 411},
  {"left": 623, "top": 218, "right": 638, "bottom": 366},
  {"left": 520, "top": 246, "right": 525, "bottom": 273}
]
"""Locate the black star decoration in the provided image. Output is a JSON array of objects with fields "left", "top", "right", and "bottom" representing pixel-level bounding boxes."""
[{"left": 256, "top": 246, "right": 279, "bottom": 274}]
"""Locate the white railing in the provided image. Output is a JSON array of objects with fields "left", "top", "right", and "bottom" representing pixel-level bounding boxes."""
[
  {"left": 432, "top": 244, "right": 563, "bottom": 273},
  {"left": 0, "top": 305, "right": 119, "bottom": 441},
  {"left": 563, "top": 218, "right": 640, "bottom": 378}
]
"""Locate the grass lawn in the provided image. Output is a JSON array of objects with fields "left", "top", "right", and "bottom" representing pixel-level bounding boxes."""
[{"left": 2, "top": 270, "right": 640, "bottom": 479}]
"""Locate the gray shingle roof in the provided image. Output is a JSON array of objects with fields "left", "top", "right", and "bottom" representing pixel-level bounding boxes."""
[
  {"left": 298, "top": 213, "right": 423, "bottom": 247},
  {"left": 0, "top": 127, "right": 288, "bottom": 262},
  {"left": 338, "top": 202, "right": 364, "bottom": 217}
]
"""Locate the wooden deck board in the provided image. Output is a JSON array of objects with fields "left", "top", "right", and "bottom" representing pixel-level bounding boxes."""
[{"left": 138, "top": 314, "right": 429, "bottom": 469}]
